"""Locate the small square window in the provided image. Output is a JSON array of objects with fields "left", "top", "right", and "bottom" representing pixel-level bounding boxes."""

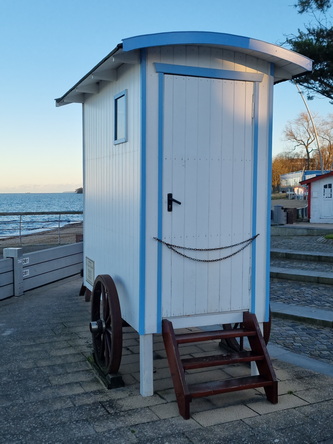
[
  {"left": 323, "top": 183, "right": 332, "bottom": 198},
  {"left": 114, "top": 90, "right": 127, "bottom": 144}
]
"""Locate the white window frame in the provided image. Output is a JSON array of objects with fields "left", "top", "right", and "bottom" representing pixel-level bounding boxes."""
[{"left": 323, "top": 183, "right": 332, "bottom": 199}]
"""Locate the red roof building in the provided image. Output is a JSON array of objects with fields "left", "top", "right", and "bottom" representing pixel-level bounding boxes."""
[{"left": 300, "top": 172, "right": 333, "bottom": 223}]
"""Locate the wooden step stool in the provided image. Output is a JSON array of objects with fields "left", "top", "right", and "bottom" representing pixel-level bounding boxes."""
[{"left": 162, "top": 312, "right": 278, "bottom": 419}]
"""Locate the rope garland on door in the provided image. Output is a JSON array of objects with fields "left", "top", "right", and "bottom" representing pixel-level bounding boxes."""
[{"left": 153, "top": 234, "right": 259, "bottom": 263}]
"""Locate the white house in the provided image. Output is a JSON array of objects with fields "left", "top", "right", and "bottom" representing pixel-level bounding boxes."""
[
  {"left": 301, "top": 171, "right": 333, "bottom": 223},
  {"left": 280, "top": 170, "right": 324, "bottom": 191},
  {"left": 56, "top": 31, "right": 312, "bottom": 396}
]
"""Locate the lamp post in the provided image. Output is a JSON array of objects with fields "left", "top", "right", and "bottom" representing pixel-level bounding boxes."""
[{"left": 295, "top": 83, "right": 323, "bottom": 173}]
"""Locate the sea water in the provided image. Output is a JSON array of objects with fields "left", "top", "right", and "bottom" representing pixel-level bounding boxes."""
[{"left": 0, "top": 193, "right": 83, "bottom": 237}]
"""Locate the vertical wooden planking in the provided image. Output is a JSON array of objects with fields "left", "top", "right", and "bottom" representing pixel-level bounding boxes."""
[
  {"left": 80, "top": 38, "right": 278, "bottom": 331},
  {"left": 207, "top": 78, "right": 223, "bottom": 313},
  {"left": 219, "top": 79, "right": 234, "bottom": 312},
  {"left": 161, "top": 72, "right": 255, "bottom": 319},
  {"left": 182, "top": 76, "right": 199, "bottom": 315},
  {"left": 193, "top": 76, "right": 211, "bottom": 314},
  {"left": 83, "top": 63, "right": 142, "bottom": 331},
  {"left": 185, "top": 45, "right": 199, "bottom": 67},
  {"left": 145, "top": 47, "right": 161, "bottom": 333},
  {"left": 161, "top": 74, "right": 174, "bottom": 317},
  {"left": 170, "top": 75, "right": 187, "bottom": 316}
]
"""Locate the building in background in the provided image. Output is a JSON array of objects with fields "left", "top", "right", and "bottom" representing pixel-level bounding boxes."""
[{"left": 301, "top": 171, "right": 333, "bottom": 223}]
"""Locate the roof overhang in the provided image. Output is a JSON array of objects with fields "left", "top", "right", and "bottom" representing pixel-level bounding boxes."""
[
  {"left": 300, "top": 171, "right": 333, "bottom": 185},
  {"left": 55, "top": 31, "right": 312, "bottom": 107},
  {"left": 55, "top": 45, "right": 140, "bottom": 106}
]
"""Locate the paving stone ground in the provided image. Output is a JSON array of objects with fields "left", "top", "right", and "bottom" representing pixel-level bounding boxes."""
[
  {"left": 0, "top": 276, "right": 332, "bottom": 443},
  {"left": 1, "top": 232, "right": 333, "bottom": 443}
]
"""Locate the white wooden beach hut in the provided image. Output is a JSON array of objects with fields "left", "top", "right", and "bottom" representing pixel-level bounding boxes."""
[
  {"left": 56, "top": 31, "right": 312, "bottom": 413},
  {"left": 301, "top": 171, "right": 333, "bottom": 222}
]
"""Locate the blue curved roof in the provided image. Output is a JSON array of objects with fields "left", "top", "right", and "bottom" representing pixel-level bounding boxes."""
[
  {"left": 123, "top": 31, "right": 312, "bottom": 73},
  {"left": 56, "top": 31, "right": 312, "bottom": 107}
]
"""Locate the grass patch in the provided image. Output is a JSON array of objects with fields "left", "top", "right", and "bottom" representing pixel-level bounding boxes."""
[
  {"left": 325, "top": 234, "right": 333, "bottom": 239},
  {"left": 272, "top": 193, "right": 287, "bottom": 200}
]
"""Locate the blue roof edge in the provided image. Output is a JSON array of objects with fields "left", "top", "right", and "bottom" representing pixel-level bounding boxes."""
[{"left": 122, "top": 31, "right": 312, "bottom": 72}]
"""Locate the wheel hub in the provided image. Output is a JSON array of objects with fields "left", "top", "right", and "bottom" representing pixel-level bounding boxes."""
[{"left": 89, "top": 319, "right": 106, "bottom": 333}]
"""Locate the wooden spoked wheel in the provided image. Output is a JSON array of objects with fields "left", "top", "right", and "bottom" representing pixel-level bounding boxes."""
[{"left": 90, "top": 275, "right": 123, "bottom": 374}]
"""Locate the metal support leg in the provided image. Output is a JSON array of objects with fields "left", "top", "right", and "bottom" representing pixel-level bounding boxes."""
[{"left": 140, "top": 334, "right": 154, "bottom": 396}]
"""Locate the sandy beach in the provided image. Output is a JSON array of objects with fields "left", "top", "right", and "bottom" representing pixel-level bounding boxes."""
[{"left": 0, "top": 222, "right": 83, "bottom": 257}]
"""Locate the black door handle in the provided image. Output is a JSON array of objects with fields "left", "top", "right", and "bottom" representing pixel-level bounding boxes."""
[{"left": 167, "top": 193, "right": 181, "bottom": 212}]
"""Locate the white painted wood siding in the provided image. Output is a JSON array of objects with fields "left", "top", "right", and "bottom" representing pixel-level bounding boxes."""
[
  {"left": 161, "top": 75, "right": 254, "bottom": 319},
  {"left": 144, "top": 46, "right": 271, "bottom": 327},
  {"left": 83, "top": 63, "right": 142, "bottom": 331},
  {"left": 82, "top": 44, "right": 272, "bottom": 333},
  {"left": 311, "top": 178, "right": 333, "bottom": 223}
]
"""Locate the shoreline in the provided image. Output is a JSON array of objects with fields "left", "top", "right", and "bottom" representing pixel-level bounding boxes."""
[{"left": 0, "top": 222, "right": 83, "bottom": 257}]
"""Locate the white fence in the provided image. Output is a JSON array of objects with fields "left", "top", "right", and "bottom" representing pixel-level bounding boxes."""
[{"left": 0, "top": 242, "right": 83, "bottom": 300}]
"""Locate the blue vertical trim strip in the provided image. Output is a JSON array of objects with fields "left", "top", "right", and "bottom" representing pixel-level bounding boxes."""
[
  {"left": 251, "top": 83, "right": 259, "bottom": 314},
  {"left": 139, "top": 49, "right": 147, "bottom": 335},
  {"left": 156, "top": 72, "right": 164, "bottom": 333},
  {"left": 265, "top": 64, "right": 275, "bottom": 322}
]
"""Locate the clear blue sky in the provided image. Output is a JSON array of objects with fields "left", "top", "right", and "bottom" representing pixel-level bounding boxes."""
[{"left": 1, "top": 0, "right": 331, "bottom": 193}]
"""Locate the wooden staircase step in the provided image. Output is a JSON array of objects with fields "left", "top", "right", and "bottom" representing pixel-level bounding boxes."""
[
  {"left": 181, "top": 351, "right": 264, "bottom": 370},
  {"left": 189, "top": 375, "right": 274, "bottom": 398},
  {"left": 175, "top": 328, "right": 256, "bottom": 344},
  {"left": 162, "top": 313, "right": 278, "bottom": 419}
]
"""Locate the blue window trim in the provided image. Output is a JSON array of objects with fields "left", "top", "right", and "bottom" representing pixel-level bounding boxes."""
[
  {"left": 114, "top": 89, "right": 128, "bottom": 145},
  {"left": 139, "top": 52, "right": 147, "bottom": 335},
  {"left": 155, "top": 63, "right": 263, "bottom": 83}
]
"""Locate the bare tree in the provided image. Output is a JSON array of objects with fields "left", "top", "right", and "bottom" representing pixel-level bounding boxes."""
[
  {"left": 284, "top": 112, "right": 319, "bottom": 169},
  {"left": 317, "top": 114, "right": 333, "bottom": 169}
]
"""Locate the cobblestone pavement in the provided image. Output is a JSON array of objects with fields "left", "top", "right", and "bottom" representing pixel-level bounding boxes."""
[
  {"left": 271, "top": 257, "right": 333, "bottom": 272},
  {"left": 271, "top": 234, "right": 333, "bottom": 253},
  {"left": 270, "top": 278, "right": 333, "bottom": 365},
  {"left": 270, "top": 233, "right": 333, "bottom": 367},
  {"left": 270, "top": 279, "right": 333, "bottom": 310},
  {"left": 270, "top": 317, "right": 333, "bottom": 365}
]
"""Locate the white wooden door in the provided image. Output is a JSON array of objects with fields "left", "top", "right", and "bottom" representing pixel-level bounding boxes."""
[{"left": 161, "top": 74, "right": 255, "bottom": 319}]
